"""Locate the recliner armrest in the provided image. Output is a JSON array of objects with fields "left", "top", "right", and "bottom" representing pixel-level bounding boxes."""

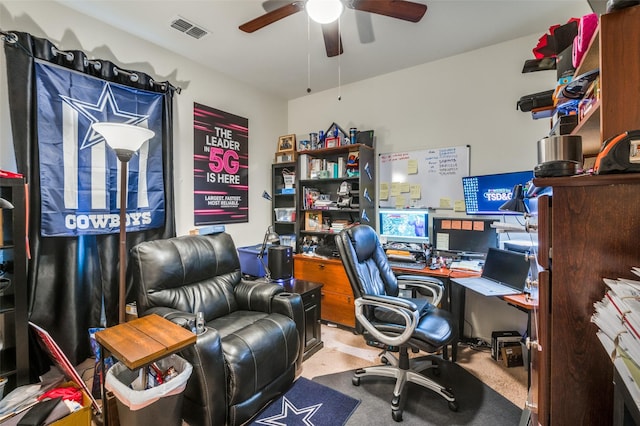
[
  {"left": 272, "top": 292, "right": 305, "bottom": 371},
  {"left": 234, "top": 279, "right": 284, "bottom": 312},
  {"left": 143, "top": 306, "right": 195, "bottom": 330},
  {"left": 356, "top": 295, "right": 419, "bottom": 347}
]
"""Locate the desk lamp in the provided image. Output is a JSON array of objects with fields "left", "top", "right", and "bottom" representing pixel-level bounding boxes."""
[
  {"left": 0, "top": 198, "right": 14, "bottom": 209},
  {"left": 91, "top": 122, "right": 155, "bottom": 324},
  {"left": 499, "top": 184, "right": 528, "bottom": 214},
  {"left": 258, "top": 226, "right": 280, "bottom": 281}
]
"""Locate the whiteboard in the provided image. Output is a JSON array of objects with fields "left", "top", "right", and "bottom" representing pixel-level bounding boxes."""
[{"left": 378, "top": 145, "right": 470, "bottom": 210}]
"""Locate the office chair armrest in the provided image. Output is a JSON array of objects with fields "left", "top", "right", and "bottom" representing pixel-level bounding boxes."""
[
  {"left": 396, "top": 275, "right": 444, "bottom": 306},
  {"left": 355, "top": 295, "right": 419, "bottom": 347}
]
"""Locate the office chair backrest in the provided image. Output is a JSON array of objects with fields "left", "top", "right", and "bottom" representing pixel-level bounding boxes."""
[{"left": 335, "top": 225, "right": 399, "bottom": 299}]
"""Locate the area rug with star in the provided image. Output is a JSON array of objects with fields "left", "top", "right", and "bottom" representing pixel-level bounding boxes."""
[{"left": 248, "top": 377, "right": 360, "bottom": 426}]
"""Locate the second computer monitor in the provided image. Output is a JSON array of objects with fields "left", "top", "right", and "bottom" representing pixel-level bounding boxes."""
[
  {"left": 378, "top": 209, "right": 429, "bottom": 244},
  {"left": 432, "top": 217, "right": 498, "bottom": 256}
]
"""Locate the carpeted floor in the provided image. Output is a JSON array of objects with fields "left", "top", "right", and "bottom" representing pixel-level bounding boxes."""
[{"left": 313, "top": 358, "right": 522, "bottom": 425}]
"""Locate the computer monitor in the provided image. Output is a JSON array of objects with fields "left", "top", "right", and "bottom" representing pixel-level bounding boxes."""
[
  {"left": 378, "top": 209, "right": 429, "bottom": 244},
  {"left": 462, "top": 170, "right": 535, "bottom": 215},
  {"left": 432, "top": 217, "right": 498, "bottom": 256}
]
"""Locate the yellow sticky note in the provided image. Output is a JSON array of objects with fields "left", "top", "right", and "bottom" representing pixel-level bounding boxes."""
[
  {"left": 395, "top": 196, "right": 407, "bottom": 209},
  {"left": 379, "top": 188, "right": 389, "bottom": 200},
  {"left": 454, "top": 200, "right": 466, "bottom": 212},
  {"left": 400, "top": 182, "right": 411, "bottom": 193},
  {"left": 391, "top": 183, "right": 401, "bottom": 197},
  {"left": 410, "top": 184, "right": 421, "bottom": 200},
  {"left": 407, "top": 160, "right": 418, "bottom": 174},
  {"left": 439, "top": 197, "right": 452, "bottom": 209}
]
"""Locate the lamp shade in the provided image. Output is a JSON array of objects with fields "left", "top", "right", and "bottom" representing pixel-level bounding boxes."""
[
  {"left": 499, "top": 184, "right": 528, "bottom": 213},
  {"left": 306, "top": 0, "right": 344, "bottom": 24},
  {"left": 0, "top": 198, "right": 14, "bottom": 209},
  {"left": 92, "top": 122, "right": 154, "bottom": 160}
]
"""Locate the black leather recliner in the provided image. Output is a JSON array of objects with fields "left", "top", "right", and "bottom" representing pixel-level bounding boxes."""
[
  {"left": 129, "top": 233, "right": 304, "bottom": 426},
  {"left": 335, "top": 224, "right": 458, "bottom": 422}
]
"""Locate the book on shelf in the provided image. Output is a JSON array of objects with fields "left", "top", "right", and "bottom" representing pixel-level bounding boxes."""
[
  {"left": 303, "top": 187, "right": 320, "bottom": 210},
  {"left": 299, "top": 154, "right": 309, "bottom": 180}
]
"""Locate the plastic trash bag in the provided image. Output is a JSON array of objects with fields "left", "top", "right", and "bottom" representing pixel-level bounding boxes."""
[{"left": 105, "top": 354, "right": 192, "bottom": 411}]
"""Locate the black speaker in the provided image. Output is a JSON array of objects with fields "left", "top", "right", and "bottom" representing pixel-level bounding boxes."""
[{"left": 268, "top": 245, "right": 292, "bottom": 281}]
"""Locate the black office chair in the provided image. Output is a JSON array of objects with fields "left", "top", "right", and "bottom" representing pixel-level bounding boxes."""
[{"left": 335, "top": 224, "right": 458, "bottom": 422}]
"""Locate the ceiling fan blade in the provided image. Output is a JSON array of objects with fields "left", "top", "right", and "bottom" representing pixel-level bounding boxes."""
[
  {"left": 349, "top": 0, "right": 427, "bottom": 23},
  {"left": 355, "top": 11, "right": 375, "bottom": 44},
  {"left": 322, "top": 21, "right": 343, "bottom": 57},
  {"left": 239, "top": 1, "right": 305, "bottom": 33},
  {"left": 262, "top": 0, "right": 292, "bottom": 12}
]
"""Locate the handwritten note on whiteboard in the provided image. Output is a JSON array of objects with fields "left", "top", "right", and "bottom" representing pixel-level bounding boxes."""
[{"left": 378, "top": 145, "right": 470, "bottom": 209}]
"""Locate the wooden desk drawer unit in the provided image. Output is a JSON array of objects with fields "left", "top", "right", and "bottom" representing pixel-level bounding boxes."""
[{"left": 294, "top": 255, "right": 355, "bottom": 328}]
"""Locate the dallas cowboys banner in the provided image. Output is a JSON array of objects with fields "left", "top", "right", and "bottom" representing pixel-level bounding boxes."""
[{"left": 35, "top": 61, "right": 165, "bottom": 237}]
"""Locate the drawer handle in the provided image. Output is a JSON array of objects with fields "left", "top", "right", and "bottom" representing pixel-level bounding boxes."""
[{"left": 318, "top": 264, "right": 325, "bottom": 269}]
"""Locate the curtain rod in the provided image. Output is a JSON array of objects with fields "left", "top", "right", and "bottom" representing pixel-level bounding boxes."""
[{"left": 1, "top": 29, "right": 182, "bottom": 94}]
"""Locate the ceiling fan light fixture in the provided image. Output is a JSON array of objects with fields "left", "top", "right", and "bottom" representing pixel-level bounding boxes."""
[{"left": 306, "top": 0, "right": 344, "bottom": 24}]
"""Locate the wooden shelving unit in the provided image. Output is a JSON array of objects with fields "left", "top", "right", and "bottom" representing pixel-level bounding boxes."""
[{"left": 0, "top": 177, "right": 29, "bottom": 393}]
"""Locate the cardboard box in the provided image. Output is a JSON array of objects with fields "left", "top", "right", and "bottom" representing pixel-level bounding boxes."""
[
  {"left": 501, "top": 345, "right": 524, "bottom": 368},
  {"left": 49, "top": 382, "right": 92, "bottom": 426},
  {"left": 491, "top": 330, "right": 522, "bottom": 361}
]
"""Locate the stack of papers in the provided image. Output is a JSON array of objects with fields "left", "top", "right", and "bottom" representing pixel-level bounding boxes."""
[
  {"left": 592, "top": 267, "right": 640, "bottom": 408},
  {"left": 449, "top": 260, "right": 483, "bottom": 272}
]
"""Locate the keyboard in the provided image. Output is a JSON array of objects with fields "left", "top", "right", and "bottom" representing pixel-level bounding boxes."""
[{"left": 388, "top": 261, "right": 427, "bottom": 270}]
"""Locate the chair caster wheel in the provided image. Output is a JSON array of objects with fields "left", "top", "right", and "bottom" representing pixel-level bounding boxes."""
[
  {"left": 448, "top": 401, "right": 459, "bottom": 412},
  {"left": 392, "top": 409, "right": 403, "bottom": 422},
  {"left": 352, "top": 376, "right": 360, "bottom": 386}
]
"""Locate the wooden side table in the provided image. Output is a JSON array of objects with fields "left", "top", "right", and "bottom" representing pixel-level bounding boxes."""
[
  {"left": 282, "top": 279, "right": 324, "bottom": 360},
  {"left": 95, "top": 314, "right": 196, "bottom": 425}
]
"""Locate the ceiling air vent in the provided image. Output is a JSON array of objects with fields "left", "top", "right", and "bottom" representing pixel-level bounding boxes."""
[{"left": 170, "top": 17, "right": 208, "bottom": 39}]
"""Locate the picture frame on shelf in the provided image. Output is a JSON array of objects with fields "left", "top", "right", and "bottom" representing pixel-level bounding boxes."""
[
  {"left": 278, "top": 134, "right": 296, "bottom": 153},
  {"left": 275, "top": 152, "right": 296, "bottom": 163},
  {"left": 325, "top": 137, "right": 340, "bottom": 148},
  {"left": 305, "top": 211, "right": 322, "bottom": 231}
]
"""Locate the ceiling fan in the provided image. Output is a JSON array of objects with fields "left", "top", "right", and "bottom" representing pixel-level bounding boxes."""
[{"left": 239, "top": 0, "right": 428, "bottom": 57}]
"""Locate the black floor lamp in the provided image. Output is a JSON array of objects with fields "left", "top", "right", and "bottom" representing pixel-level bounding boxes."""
[{"left": 91, "top": 122, "right": 155, "bottom": 324}]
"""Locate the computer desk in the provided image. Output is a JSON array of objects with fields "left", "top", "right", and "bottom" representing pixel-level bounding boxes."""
[
  {"left": 391, "top": 264, "right": 537, "bottom": 365},
  {"left": 391, "top": 264, "right": 477, "bottom": 361}
]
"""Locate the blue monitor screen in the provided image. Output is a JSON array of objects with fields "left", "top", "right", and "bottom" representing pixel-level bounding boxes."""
[
  {"left": 462, "top": 170, "right": 534, "bottom": 215},
  {"left": 378, "top": 209, "right": 429, "bottom": 244}
]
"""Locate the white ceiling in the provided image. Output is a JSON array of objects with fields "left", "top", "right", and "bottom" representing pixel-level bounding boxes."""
[{"left": 55, "top": 0, "right": 594, "bottom": 100}]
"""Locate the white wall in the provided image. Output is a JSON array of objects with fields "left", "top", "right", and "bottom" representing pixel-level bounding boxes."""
[
  {"left": 287, "top": 35, "right": 557, "bottom": 341},
  {"left": 1, "top": 1, "right": 578, "bottom": 341},
  {"left": 0, "top": 0, "right": 287, "bottom": 247}
]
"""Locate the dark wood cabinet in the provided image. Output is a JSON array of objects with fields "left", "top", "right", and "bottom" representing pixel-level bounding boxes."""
[
  {"left": 0, "top": 177, "right": 29, "bottom": 393},
  {"left": 531, "top": 174, "right": 640, "bottom": 425},
  {"left": 282, "top": 279, "right": 323, "bottom": 360}
]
